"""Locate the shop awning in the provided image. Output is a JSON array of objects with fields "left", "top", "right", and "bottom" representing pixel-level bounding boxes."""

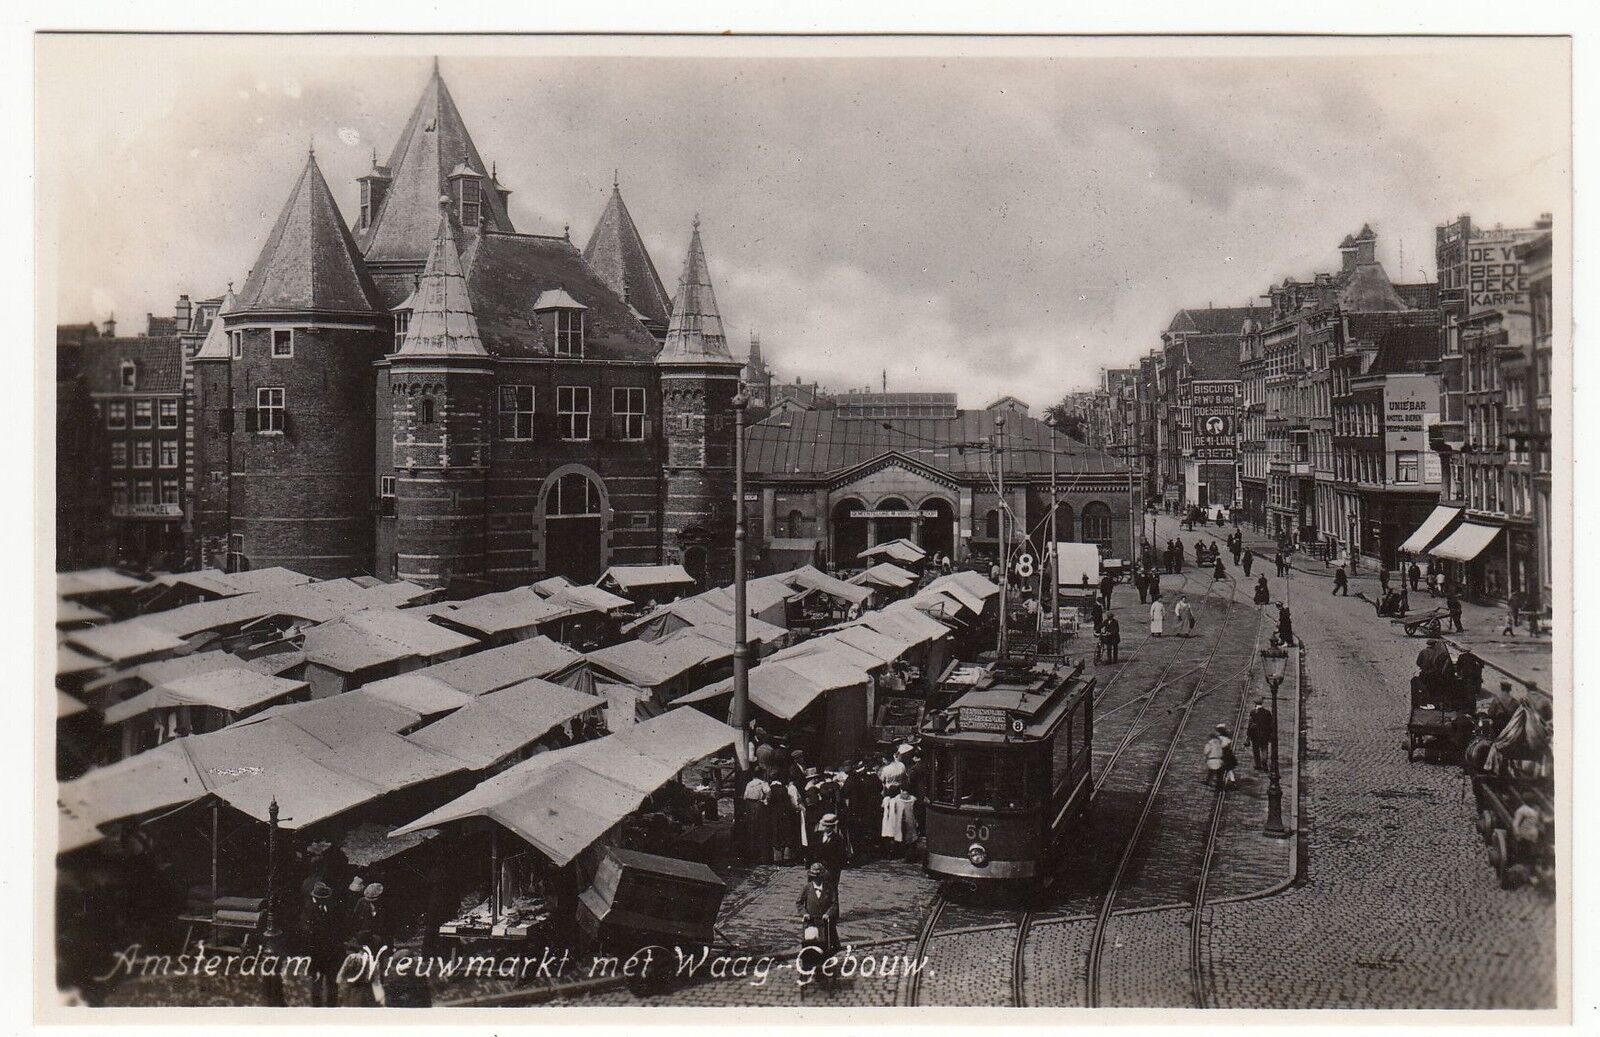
[
  {"left": 857, "top": 538, "right": 928, "bottom": 565},
  {"left": 406, "top": 680, "right": 601, "bottom": 769},
  {"left": 599, "top": 564, "right": 696, "bottom": 592},
  {"left": 1429, "top": 521, "right": 1503, "bottom": 563},
  {"left": 1398, "top": 505, "right": 1463, "bottom": 556},
  {"left": 102, "top": 669, "right": 308, "bottom": 726},
  {"left": 852, "top": 562, "right": 919, "bottom": 590}
]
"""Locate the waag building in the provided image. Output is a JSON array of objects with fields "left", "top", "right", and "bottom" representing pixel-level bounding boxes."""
[{"left": 191, "top": 62, "right": 741, "bottom": 593}]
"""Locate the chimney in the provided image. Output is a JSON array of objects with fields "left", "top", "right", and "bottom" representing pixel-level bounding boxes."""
[
  {"left": 1537, "top": 212, "right": 1553, "bottom": 229},
  {"left": 175, "top": 294, "right": 192, "bottom": 333},
  {"left": 1339, "top": 234, "right": 1358, "bottom": 273},
  {"left": 102, "top": 313, "right": 117, "bottom": 337},
  {"left": 1354, "top": 224, "right": 1378, "bottom": 266}
]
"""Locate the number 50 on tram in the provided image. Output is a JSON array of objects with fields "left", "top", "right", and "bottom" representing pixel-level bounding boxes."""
[{"left": 920, "top": 661, "right": 1095, "bottom": 882}]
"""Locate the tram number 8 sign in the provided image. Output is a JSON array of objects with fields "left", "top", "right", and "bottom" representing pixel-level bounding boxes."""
[
  {"left": 965, "top": 822, "right": 992, "bottom": 841},
  {"left": 1015, "top": 553, "right": 1035, "bottom": 578}
]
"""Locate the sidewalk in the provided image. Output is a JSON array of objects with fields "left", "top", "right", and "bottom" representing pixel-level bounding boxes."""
[{"left": 1148, "top": 516, "right": 1553, "bottom": 693}]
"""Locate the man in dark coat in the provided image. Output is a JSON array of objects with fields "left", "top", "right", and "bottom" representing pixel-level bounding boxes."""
[
  {"left": 1254, "top": 576, "right": 1271, "bottom": 606},
  {"left": 1276, "top": 603, "right": 1295, "bottom": 646},
  {"left": 1133, "top": 567, "right": 1149, "bottom": 604},
  {"left": 1408, "top": 561, "right": 1422, "bottom": 592},
  {"left": 300, "top": 882, "right": 344, "bottom": 1007},
  {"left": 807, "top": 814, "right": 850, "bottom": 890},
  {"left": 1242, "top": 550, "right": 1254, "bottom": 577},
  {"left": 1245, "top": 698, "right": 1274, "bottom": 770},
  {"left": 796, "top": 863, "right": 841, "bottom": 949},
  {"left": 1099, "top": 573, "right": 1115, "bottom": 610},
  {"left": 1101, "top": 615, "right": 1121, "bottom": 663},
  {"left": 1332, "top": 565, "right": 1349, "bottom": 595},
  {"left": 1446, "top": 593, "right": 1464, "bottom": 632}
]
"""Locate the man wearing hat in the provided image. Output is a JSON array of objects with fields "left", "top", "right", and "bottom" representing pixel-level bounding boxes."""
[
  {"left": 1245, "top": 698, "right": 1274, "bottom": 771},
  {"left": 300, "top": 881, "right": 343, "bottom": 1007},
  {"left": 808, "top": 812, "right": 850, "bottom": 892},
  {"left": 345, "top": 882, "right": 390, "bottom": 1006},
  {"left": 795, "top": 862, "right": 841, "bottom": 951}
]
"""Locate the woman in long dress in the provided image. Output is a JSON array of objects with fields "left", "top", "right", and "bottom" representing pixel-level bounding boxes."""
[{"left": 1150, "top": 595, "right": 1165, "bottom": 637}]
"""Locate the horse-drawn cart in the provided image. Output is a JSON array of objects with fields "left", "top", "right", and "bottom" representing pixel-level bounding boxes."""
[{"left": 1396, "top": 608, "right": 1449, "bottom": 637}]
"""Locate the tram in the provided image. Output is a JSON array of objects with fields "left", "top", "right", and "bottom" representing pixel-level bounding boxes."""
[{"left": 919, "top": 659, "right": 1095, "bottom": 882}]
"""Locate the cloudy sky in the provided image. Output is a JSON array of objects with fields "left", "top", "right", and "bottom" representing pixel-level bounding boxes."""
[{"left": 39, "top": 35, "right": 1568, "bottom": 406}]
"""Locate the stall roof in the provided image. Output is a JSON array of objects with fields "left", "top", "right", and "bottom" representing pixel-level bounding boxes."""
[
  {"left": 361, "top": 673, "right": 475, "bottom": 716},
  {"left": 58, "top": 569, "right": 148, "bottom": 599},
  {"left": 861, "top": 605, "right": 953, "bottom": 646},
  {"left": 761, "top": 565, "right": 873, "bottom": 606},
  {"left": 857, "top": 539, "right": 927, "bottom": 565},
  {"left": 1430, "top": 521, "right": 1502, "bottom": 563},
  {"left": 410, "top": 635, "right": 583, "bottom": 695},
  {"left": 232, "top": 690, "right": 421, "bottom": 749},
  {"left": 599, "top": 564, "right": 696, "bottom": 592},
  {"left": 56, "top": 600, "right": 108, "bottom": 627},
  {"left": 84, "top": 648, "right": 303, "bottom": 696},
  {"left": 153, "top": 566, "right": 313, "bottom": 599},
  {"left": 407, "top": 680, "right": 599, "bottom": 769},
  {"left": 58, "top": 740, "right": 209, "bottom": 830},
  {"left": 57, "top": 645, "right": 104, "bottom": 678},
  {"left": 827, "top": 624, "right": 913, "bottom": 664},
  {"left": 696, "top": 581, "right": 799, "bottom": 623},
  {"left": 58, "top": 691, "right": 89, "bottom": 719},
  {"left": 579, "top": 633, "right": 724, "bottom": 689},
  {"left": 1399, "top": 505, "right": 1464, "bottom": 556},
  {"left": 545, "top": 584, "right": 634, "bottom": 614},
  {"left": 928, "top": 569, "right": 999, "bottom": 601},
  {"left": 529, "top": 575, "right": 576, "bottom": 597},
  {"left": 67, "top": 621, "right": 186, "bottom": 664},
  {"left": 103, "top": 669, "right": 308, "bottom": 725},
  {"left": 212, "top": 753, "right": 388, "bottom": 830},
  {"left": 393, "top": 707, "right": 736, "bottom": 866},
  {"left": 139, "top": 578, "right": 430, "bottom": 639},
  {"left": 679, "top": 645, "right": 872, "bottom": 720},
  {"left": 304, "top": 608, "right": 479, "bottom": 674},
  {"left": 429, "top": 589, "right": 569, "bottom": 636},
  {"left": 315, "top": 731, "right": 465, "bottom": 793},
  {"left": 851, "top": 562, "right": 919, "bottom": 590}
]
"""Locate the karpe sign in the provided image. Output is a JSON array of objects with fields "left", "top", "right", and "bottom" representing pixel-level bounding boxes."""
[{"left": 1467, "top": 236, "right": 1529, "bottom": 314}]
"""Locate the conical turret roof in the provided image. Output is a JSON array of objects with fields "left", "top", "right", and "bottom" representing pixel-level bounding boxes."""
[
  {"left": 361, "top": 61, "right": 515, "bottom": 263},
  {"left": 235, "top": 152, "right": 387, "bottom": 316},
  {"left": 395, "top": 213, "right": 487, "bottom": 359},
  {"left": 660, "top": 219, "right": 737, "bottom": 367},
  {"left": 582, "top": 178, "right": 672, "bottom": 328}
]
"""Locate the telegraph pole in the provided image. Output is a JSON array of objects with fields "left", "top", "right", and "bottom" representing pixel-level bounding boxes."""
[
  {"left": 1047, "top": 415, "right": 1060, "bottom": 646},
  {"left": 995, "top": 414, "right": 1008, "bottom": 662},
  {"left": 731, "top": 392, "right": 751, "bottom": 772}
]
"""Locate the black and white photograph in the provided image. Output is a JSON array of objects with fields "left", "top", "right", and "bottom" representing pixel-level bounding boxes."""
[{"left": 30, "top": 22, "right": 1577, "bottom": 1024}]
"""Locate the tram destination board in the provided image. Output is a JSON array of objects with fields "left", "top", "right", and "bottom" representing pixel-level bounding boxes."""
[{"left": 958, "top": 705, "right": 1027, "bottom": 735}]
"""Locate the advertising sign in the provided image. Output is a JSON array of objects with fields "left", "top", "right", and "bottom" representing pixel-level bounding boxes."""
[
  {"left": 958, "top": 706, "right": 1025, "bottom": 735},
  {"left": 1466, "top": 233, "right": 1530, "bottom": 315},
  {"left": 1191, "top": 380, "right": 1239, "bottom": 461}
]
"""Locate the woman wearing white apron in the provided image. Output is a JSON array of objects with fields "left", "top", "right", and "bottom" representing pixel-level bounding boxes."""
[{"left": 1150, "top": 595, "right": 1165, "bottom": 637}]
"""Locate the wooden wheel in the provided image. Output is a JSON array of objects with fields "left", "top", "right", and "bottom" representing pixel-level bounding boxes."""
[
  {"left": 1488, "top": 828, "right": 1511, "bottom": 887},
  {"left": 1477, "top": 809, "right": 1496, "bottom": 842}
]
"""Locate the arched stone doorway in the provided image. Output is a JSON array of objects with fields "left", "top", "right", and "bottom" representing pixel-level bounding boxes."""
[
  {"left": 920, "top": 496, "right": 957, "bottom": 560},
  {"left": 872, "top": 497, "right": 914, "bottom": 546},
  {"left": 541, "top": 468, "right": 606, "bottom": 583},
  {"left": 830, "top": 497, "right": 867, "bottom": 568}
]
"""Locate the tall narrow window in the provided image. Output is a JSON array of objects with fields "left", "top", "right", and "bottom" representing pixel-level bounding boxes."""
[
  {"left": 271, "top": 328, "right": 294, "bottom": 358},
  {"left": 419, "top": 397, "right": 435, "bottom": 424},
  {"left": 158, "top": 399, "right": 178, "bottom": 428},
  {"left": 159, "top": 439, "right": 178, "bottom": 469},
  {"left": 257, "top": 387, "right": 286, "bottom": 434},
  {"left": 226, "top": 533, "right": 247, "bottom": 574},
  {"left": 134, "top": 478, "right": 154, "bottom": 507},
  {"left": 460, "top": 178, "right": 481, "bottom": 228},
  {"left": 1395, "top": 451, "right": 1418, "bottom": 484},
  {"left": 231, "top": 331, "right": 243, "bottom": 358},
  {"left": 133, "top": 441, "right": 153, "bottom": 468},
  {"left": 393, "top": 310, "right": 410, "bottom": 354},
  {"left": 160, "top": 478, "right": 179, "bottom": 506},
  {"left": 612, "top": 386, "right": 646, "bottom": 441},
  {"left": 557, "top": 385, "right": 590, "bottom": 441},
  {"left": 107, "top": 401, "right": 127, "bottom": 430},
  {"left": 133, "top": 400, "right": 154, "bottom": 429},
  {"left": 554, "top": 310, "right": 584, "bottom": 357},
  {"left": 498, "top": 385, "right": 534, "bottom": 439}
]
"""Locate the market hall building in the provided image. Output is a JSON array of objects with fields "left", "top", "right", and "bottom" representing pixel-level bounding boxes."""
[{"left": 740, "top": 393, "right": 1137, "bottom": 573}]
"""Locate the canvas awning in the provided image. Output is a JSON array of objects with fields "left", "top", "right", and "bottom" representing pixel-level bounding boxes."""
[
  {"left": 392, "top": 707, "right": 736, "bottom": 866},
  {"left": 1052, "top": 543, "right": 1103, "bottom": 588},
  {"left": 429, "top": 589, "right": 569, "bottom": 637},
  {"left": 58, "top": 569, "right": 148, "bottom": 599},
  {"left": 600, "top": 564, "right": 696, "bottom": 592},
  {"left": 406, "top": 680, "right": 601, "bottom": 769},
  {"left": 362, "top": 673, "right": 475, "bottom": 716},
  {"left": 1398, "top": 505, "right": 1463, "bottom": 556},
  {"left": 103, "top": 669, "right": 308, "bottom": 726},
  {"left": 852, "top": 562, "right": 919, "bottom": 590},
  {"left": 1429, "top": 521, "right": 1503, "bottom": 563},
  {"left": 765, "top": 565, "right": 873, "bottom": 606},
  {"left": 863, "top": 605, "right": 952, "bottom": 646},
  {"left": 409, "top": 635, "right": 583, "bottom": 695},
  {"left": 67, "top": 621, "right": 186, "bottom": 665},
  {"left": 857, "top": 538, "right": 928, "bottom": 565},
  {"left": 529, "top": 575, "right": 575, "bottom": 597},
  {"left": 545, "top": 584, "right": 634, "bottom": 615}
]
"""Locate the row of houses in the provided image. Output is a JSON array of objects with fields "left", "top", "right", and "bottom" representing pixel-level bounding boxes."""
[{"left": 1070, "top": 215, "right": 1555, "bottom": 613}]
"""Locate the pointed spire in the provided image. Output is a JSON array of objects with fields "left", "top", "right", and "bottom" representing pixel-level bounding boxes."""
[
  {"left": 394, "top": 212, "right": 487, "bottom": 359},
  {"left": 361, "top": 60, "right": 513, "bottom": 260},
  {"left": 660, "top": 219, "right": 737, "bottom": 366},
  {"left": 582, "top": 179, "right": 672, "bottom": 326},
  {"left": 235, "top": 151, "right": 386, "bottom": 316}
]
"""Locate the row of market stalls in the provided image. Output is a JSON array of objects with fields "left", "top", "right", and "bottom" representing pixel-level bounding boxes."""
[{"left": 54, "top": 547, "right": 999, "bottom": 987}]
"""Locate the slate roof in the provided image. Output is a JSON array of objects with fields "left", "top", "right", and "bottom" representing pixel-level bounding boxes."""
[
  {"left": 360, "top": 63, "right": 514, "bottom": 263},
  {"left": 1395, "top": 282, "right": 1440, "bottom": 311},
  {"left": 746, "top": 408, "right": 1126, "bottom": 480},
  {"left": 1185, "top": 336, "right": 1241, "bottom": 381},
  {"left": 1165, "top": 306, "right": 1267, "bottom": 337},
  {"left": 659, "top": 220, "right": 738, "bottom": 366},
  {"left": 461, "top": 232, "right": 659, "bottom": 360},
  {"left": 234, "top": 152, "right": 387, "bottom": 317},
  {"left": 581, "top": 181, "right": 673, "bottom": 329},
  {"left": 192, "top": 288, "right": 239, "bottom": 360},
  {"left": 1365, "top": 325, "right": 1441, "bottom": 376},
  {"left": 1344, "top": 309, "right": 1437, "bottom": 345},
  {"left": 77, "top": 337, "right": 183, "bottom": 394},
  {"left": 1338, "top": 261, "right": 1409, "bottom": 313},
  {"left": 395, "top": 214, "right": 487, "bottom": 358}
]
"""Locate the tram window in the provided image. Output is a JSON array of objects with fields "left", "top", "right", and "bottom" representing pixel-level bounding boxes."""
[
  {"left": 1051, "top": 717, "right": 1075, "bottom": 790},
  {"left": 959, "top": 751, "right": 1029, "bottom": 810}
]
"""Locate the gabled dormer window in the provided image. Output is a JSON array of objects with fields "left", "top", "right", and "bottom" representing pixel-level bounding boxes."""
[
  {"left": 393, "top": 310, "right": 410, "bottom": 354},
  {"left": 533, "top": 288, "right": 588, "bottom": 359},
  {"left": 120, "top": 361, "right": 137, "bottom": 389}
]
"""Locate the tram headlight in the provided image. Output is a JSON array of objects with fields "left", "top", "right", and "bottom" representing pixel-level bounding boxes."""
[{"left": 967, "top": 843, "right": 989, "bottom": 868}]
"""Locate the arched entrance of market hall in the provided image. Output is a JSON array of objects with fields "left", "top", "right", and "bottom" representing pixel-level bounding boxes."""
[
  {"left": 919, "top": 496, "right": 957, "bottom": 560},
  {"left": 871, "top": 497, "right": 915, "bottom": 546},
  {"left": 541, "top": 468, "right": 606, "bottom": 583}
]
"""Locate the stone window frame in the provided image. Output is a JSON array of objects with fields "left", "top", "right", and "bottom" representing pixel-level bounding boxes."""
[
  {"left": 133, "top": 399, "right": 154, "bottom": 429},
  {"left": 256, "top": 386, "right": 286, "bottom": 435},
  {"left": 159, "top": 478, "right": 179, "bottom": 506},
  {"left": 158, "top": 399, "right": 179, "bottom": 428},
  {"left": 134, "top": 477, "right": 155, "bottom": 507},
  {"left": 107, "top": 401, "right": 127, "bottom": 430},
  {"left": 612, "top": 386, "right": 646, "bottom": 441},
  {"left": 133, "top": 440, "right": 154, "bottom": 469},
  {"left": 158, "top": 439, "right": 179, "bottom": 469},
  {"left": 553, "top": 309, "right": 585, "bottom": 358},
  {"left": 271, "top": 328, "right": 295, "bottom": 359},
  {"left": 110, "top": 440, "right": 127, "bottom": 468}
]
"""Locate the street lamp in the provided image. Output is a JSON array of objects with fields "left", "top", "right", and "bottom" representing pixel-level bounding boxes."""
[{"left": 1259, "top": 643, "right": 1290, "bottom": 836}]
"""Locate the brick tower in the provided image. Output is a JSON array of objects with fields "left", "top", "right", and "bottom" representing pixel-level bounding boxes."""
[
  {"left": 193, "top": 150, "right": 390, "bottom": 577},
  {"left": 658, "top": 218, "right": 742, "bottom": 588},
  {"left": 387, "top": 207, "right": 494, "bottom": 592}
]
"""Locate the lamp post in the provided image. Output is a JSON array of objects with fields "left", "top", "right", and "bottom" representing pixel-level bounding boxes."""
[
  {"left": 1259, "top": 643, "right": 1290, "bottom": 836},
  {"left": 1046, "top": 414, "right": 1059, "bottom": 647},
  {"left": 731, "top": 391, "right": 751, "bottom": 773}
]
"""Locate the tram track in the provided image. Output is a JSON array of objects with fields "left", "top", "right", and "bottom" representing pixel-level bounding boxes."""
[{"left": 906, "top": 572, "right": 1247, "bottom": 1008}]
